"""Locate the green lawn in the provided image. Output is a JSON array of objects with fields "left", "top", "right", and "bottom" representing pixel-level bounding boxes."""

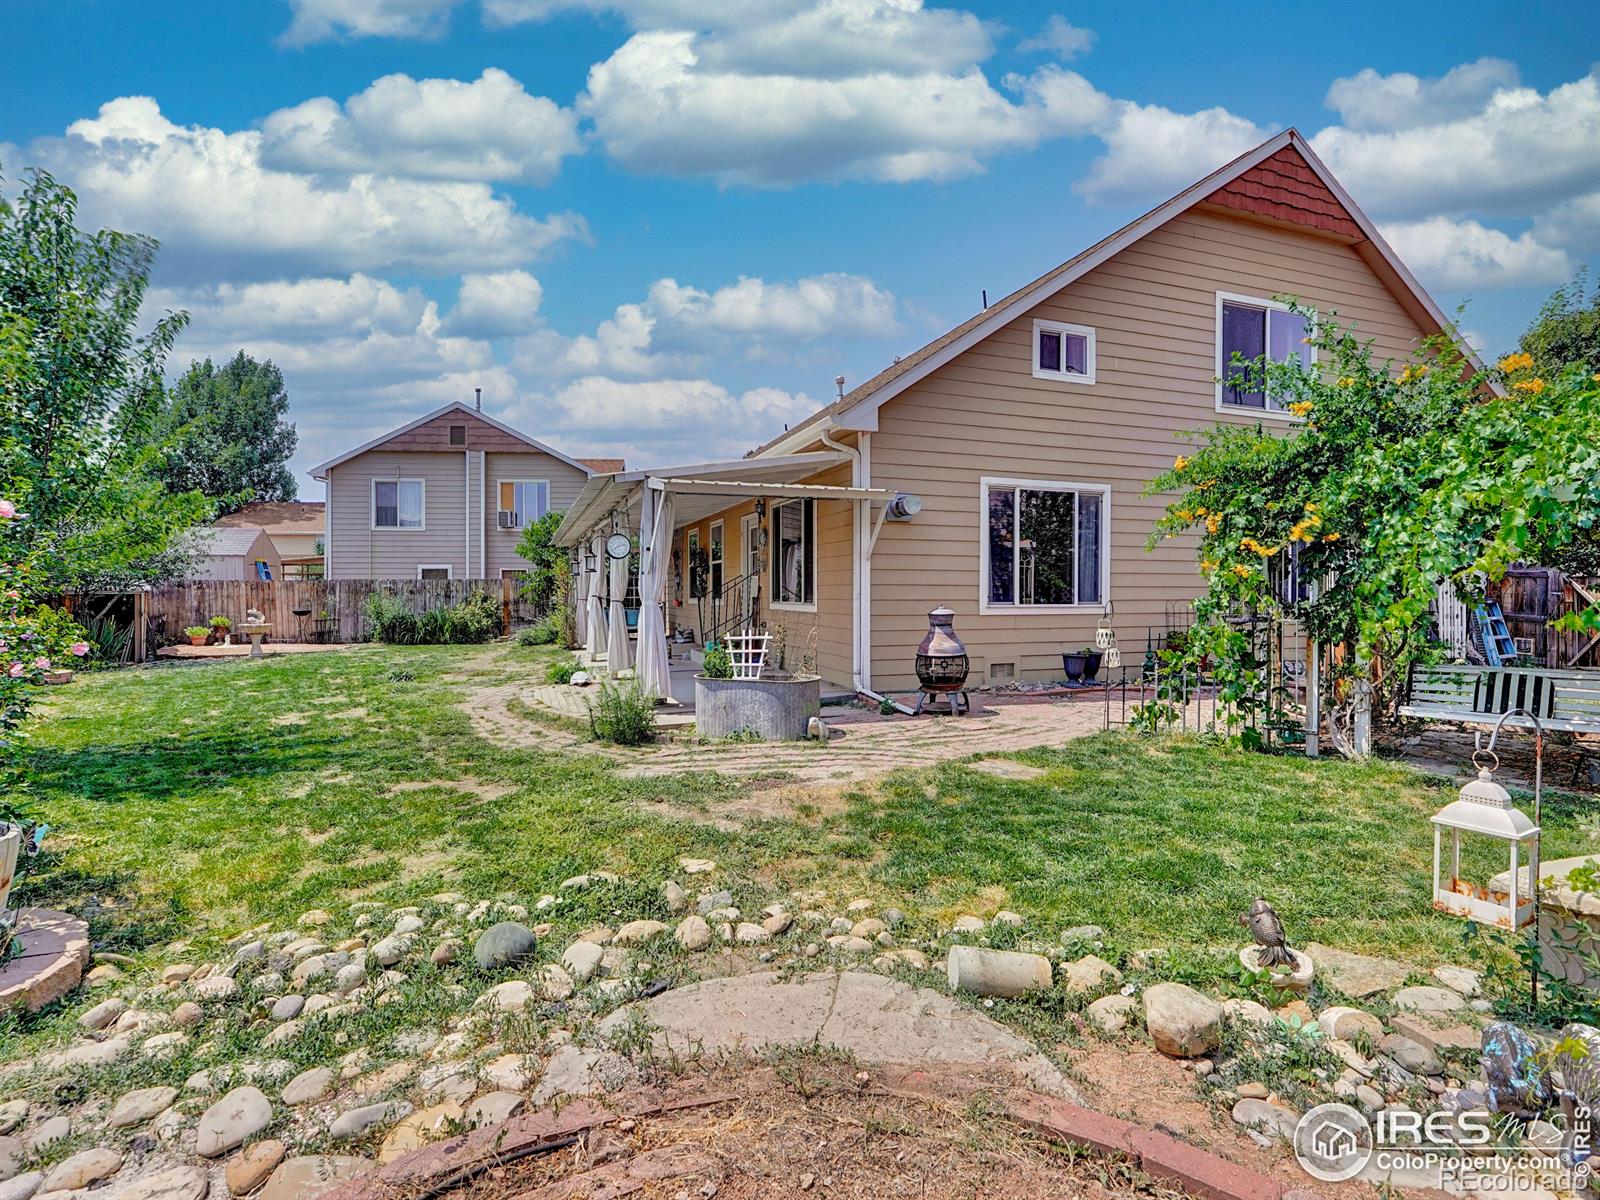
[{"left": 13, "top": 642, "right": 1588, "bottom": 977}]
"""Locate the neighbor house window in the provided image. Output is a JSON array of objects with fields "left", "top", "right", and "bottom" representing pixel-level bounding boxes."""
[
  {"left": 417, "top": 565, "right": 452, "bottom": 581},
  {"left": 1032, "top": 319, "right": 1096, "bottom": 384},
  {"left": 448, "top": 424, "right": 466, "bottom": 445},
  {"left": 982, "top": 478, "right": 1107, "bottom": 610},
  {"left": 772, "top": 498, "right": 815, "bottom": 608},
  {"left": 373, "top": 479, "right": 424, "bottom": 529},
  {"left": 497, "top": 480, "right": 549, "bottom": 529},
  {"left": 1216, "top": 293, "right": 1313, "bottom": 412}
]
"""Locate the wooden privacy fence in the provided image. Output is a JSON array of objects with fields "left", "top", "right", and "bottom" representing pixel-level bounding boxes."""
[
  {"left": 135, "top": 578, "right": 547, "bottom": 645},
  {"left": 1490, "top": 569, "right": 1600, "bottom": 668}
]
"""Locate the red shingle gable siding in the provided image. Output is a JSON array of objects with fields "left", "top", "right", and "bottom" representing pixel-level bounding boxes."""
[
  {"left": 386, "top": 410, "right": 528, "bottom": 453},
  {"left": 1204, "top": 147, "right": 1363, "bottom": 240}
]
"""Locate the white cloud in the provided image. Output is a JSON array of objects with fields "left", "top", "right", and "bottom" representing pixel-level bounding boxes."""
[
  {"left": 22, "top": 96, "right": 585, "bottom": 280},
  {"left": 1381, "top": 217, "right": 1572, "bottom": 290},
  {"left": 1534, "top": 191, "right": 1600, "bottom": 252},
  {"left": 549, "top": 375, "right": 814, "bottom": 434},
  {"left": 260, "top": 69, "right": 581, "bottom": 184},
  {"left": 158, "top": 275, "right": 492, "bottom": 387},
  {"left": 1018, "top": 15, "right": 1096, "bottom": 60},
  {"left": 1311, "top": 72, "right": 1600, "bottom": 220},
  {"left": 1076, "top": 102, "right": 1271, "bottom": 204},
  {"left": 580, "top": 31, "right": 1111, "bottom": 186},
  {"left": 1324, "top": 58, "right": 1520, "bottom": 132},
  {"left": 445, "top": 270, "right": 545, "bottom": 337},
  {"left": 516, "top": 271, "right": 901, "bottom": 379},
  {"left": 281, "top": 0, "right": 461, "bottom": 46}
]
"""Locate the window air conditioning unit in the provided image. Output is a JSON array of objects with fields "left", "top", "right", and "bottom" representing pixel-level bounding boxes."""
[{"left": 497, "top": 511, "right": 519, "bottom": 529}]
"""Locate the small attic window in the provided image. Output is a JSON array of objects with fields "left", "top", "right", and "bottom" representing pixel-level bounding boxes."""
[{"left": 449, "top": 424, "right": 466, "bottom": 446}]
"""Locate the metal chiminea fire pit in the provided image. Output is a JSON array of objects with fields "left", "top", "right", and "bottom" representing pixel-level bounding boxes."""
[{"left": 915, "top": 605, "right": 970, "bottom": 715}]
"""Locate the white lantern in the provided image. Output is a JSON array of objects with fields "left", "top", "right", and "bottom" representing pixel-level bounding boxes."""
[{"left": 1431, "top": 753, "right": 1540, "bottom": 930}]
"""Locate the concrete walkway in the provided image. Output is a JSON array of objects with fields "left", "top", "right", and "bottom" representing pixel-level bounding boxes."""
[{"left": 598, "top": 970, "right": 1081, "bottom": 1100}]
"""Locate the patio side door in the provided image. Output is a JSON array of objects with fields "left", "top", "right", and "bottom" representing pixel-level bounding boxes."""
[{"left": 740, "top": 513, "right": 760, "bottom": 631}]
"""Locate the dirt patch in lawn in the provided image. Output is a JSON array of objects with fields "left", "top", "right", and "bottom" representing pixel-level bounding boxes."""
[
  {"left": 388, "top": 778, "right": 516, "bottom": 803},
  {"left": 636, "top": 776, "right": 857, "bottom": 831},
  {"left": 437, "top": 1060, "right": 1194, "bottom": 1200},
  {"left": 462, "top": 680, "right": 589, "bottom": 752}
]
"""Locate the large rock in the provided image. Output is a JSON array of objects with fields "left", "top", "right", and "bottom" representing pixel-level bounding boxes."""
[
  {"left": 227, "top": 1140, "right": 286, "bottom": 1196},
  {"left": 1394, "top": 985, "right": 1466, "bottom": 1015},
  {"left": 282, "top": 1067, "right": 335, "bottom": 1106},
  {"left": 1316, "top": 1005, "right": 1384, "bottom": 1043},
  {"left": 377, "top": 1101, "right": 463, "bottom": 1164},
  {"left": 197, "top": 1086, "right": 273, "bottom": 1158},
  {"left": 329, "top": 1100, "right": 411, "bottom": 1141},
  {"left": 1231, "top": 1098, "right": 1299, "bottom": 1141},
  {"left": 530, "top": 1044, "right": 637, "bottom": 1106},
  {"left": 108, "top": 1085, "right": 180, "bottom": 1129},
  {"left": 0, "top": 1173, "right": 40, "bottom": 1200},
  {"left": 79, "top": 997, "right": 128, "bottom": 1031},
  {"left": 1303, "top": 943, "right": 1410, "bottom": 998},
  {"left": 39, "top": 1147, "right": 122, "bottom": 1192},
  {"left": 472, "top": 922, "right": 536, "bottom": 971},
  {"left": 0, "top": 1137, "right": 19, "bottom": 1183},
  {"left": 112, "top": 1165, "right": 210, "bottom": 1199},
  {"left": 561, "top": 941, "right": 605, "bottom": 982},
  {"left": 1086, "top": 994, "right": 1138, "bottom": 1033},
  {"left": 1060, "top": 955, "right": 1122, "bottom": 996},
  {"left": 674, "top": 915, "right": 711, "bottom": 952},
  {"left": 259, "top": 1156, "right": 367, "bottom": 1200},
  {"left": 1142, "top": 983, "right": 1222, "bottom": 1057},
  {"left": 613, "top": 920, "right": 668, "bottom": 946}
]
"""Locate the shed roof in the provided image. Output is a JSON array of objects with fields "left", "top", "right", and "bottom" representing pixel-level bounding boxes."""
[
  {"left": 194, "top": 527, "right": 272, "bottom": 557},
  {"left": 212, "top": 501, "right": 325, "bottom": 534}
]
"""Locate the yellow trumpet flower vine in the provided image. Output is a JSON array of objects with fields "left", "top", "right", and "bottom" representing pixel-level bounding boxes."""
[
  {"left": 1173, "top": 455, "right": 1189, "bottom": 471},
  {"left": 1513, "top": 378, "right": 1546, "bottom": 395},
  {"left": 1287, "top": 400, "right": 1314, "bottom": 417},
  {"left": 1399, "top": 364, "right": 1428, "bottom": 384},
  {"left": 1498, "top": 352, "right": 1534, "bottom": 373}
]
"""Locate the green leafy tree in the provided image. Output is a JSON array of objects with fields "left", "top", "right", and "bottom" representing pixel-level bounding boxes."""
[
  {"left": 0, "top": 168, "right": 208, "bottom": 588},
  {"left": 514, "top": 509, "right": 567, "bottom": 610},
  {"left": 1144, "top": 308, "right": 1600, "bottom": 756},
  {"left": 160, "top": 351, "right": 298, "bottom": 514}
]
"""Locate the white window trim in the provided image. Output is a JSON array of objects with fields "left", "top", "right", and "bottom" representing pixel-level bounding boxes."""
[
  {"left": 371, "top": 478, "right": 426, "bottom": 531},
  {"left": 416, "top": 563, "right": 453, "bottom": 581},
  {"left": 977, "top": 476, "right": 1111, "bottom": 616},
  {"left": 770, "top": 498, "right": 818, "bottom": 613},
  {"left": 495, "top": 478, "right": 550, "bottom": 531},
  {"left": 1031, "top": 318, "right": 1097, "bottom": 385},
  {"left": 1214, "top": 291, "right": 1314, "bottom": 421}
]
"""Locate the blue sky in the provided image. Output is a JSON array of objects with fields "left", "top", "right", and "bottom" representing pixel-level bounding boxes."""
[{"left": 5, "top": 0, "right": 1597, "bottom": 495}]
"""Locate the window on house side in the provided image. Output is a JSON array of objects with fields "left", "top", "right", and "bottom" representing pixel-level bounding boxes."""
[
  {"left": 772, "top": 498, "right": 815, "bottom": 607},
  {"left": 1033, "top": 320, "right": 1095, "bottom": 384},
  {"left": 498, "top": 481, "right": 549, "bottom": 528},
  {"left": 449, "top": 425, "right": 466, "bottom": 445},
  {"left": 1219, "top": 297, "right": 1312, "bottom": 411},
  {"left": 374, "top": 480, "right": 423, "bottom": 528},
  {"left": 983, "top": 481, "right": 1106, "bottom": 608}
]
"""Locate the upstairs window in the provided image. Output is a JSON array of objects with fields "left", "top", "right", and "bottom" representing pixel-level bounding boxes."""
[
  {"left": 772, "top": 498, "right": 815, "bottom": 608},
  {"left": 373, "top": 480, "right": 424, "bottom": 529},
  {"left": 1216, "top": 293, "right": 1313, "bottom": 412},
  {"left": 1032, "top": 319, "right": 1096, "bottom": 385},
  {"left": 982, "top": 479, "right": 1106, "bottom": 610},
  {"left": 449, "top": 424, "right": 466, "bottom": 445},
  {"left": 497, "top": 480, "right": 549, "bottom": 529}
]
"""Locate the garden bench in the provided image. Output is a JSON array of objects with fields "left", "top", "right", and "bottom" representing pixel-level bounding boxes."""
[{"left": 1399, "top": 663, "right": 1600, "bottom": 735}]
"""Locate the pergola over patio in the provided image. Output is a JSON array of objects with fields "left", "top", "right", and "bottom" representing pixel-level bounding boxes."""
[{"left": 555, "top": 452, "right": 900, "bottom": 702}]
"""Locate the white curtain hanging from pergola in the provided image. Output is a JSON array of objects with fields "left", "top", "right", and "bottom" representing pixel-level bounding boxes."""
[
  {"left": 585, "top": 534, "right": 606, "bottom": 661},
  {"left": 606, "top": 530, "right": 633, "bottom": 673},
  {"left": 635, "top": 485, "right": 673, "bottom": 700},
  {"left": 573, "top": 548, "right": 589, "bottom": 648}
]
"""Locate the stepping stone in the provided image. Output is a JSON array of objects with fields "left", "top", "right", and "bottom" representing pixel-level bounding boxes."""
[
  {"left": 530, "top": 1044, "right": 636, "bottom": 1106},
  {"left": 1316, "top": 1005, "right": 1384, "bottom": 1043},
  {"left": 466, "top": 1091, "right": 524, "bottom": 1127},
  {"left": 377, "top": 1101, "right": 463, "bottom": 1163},
  {"left": 1432, "top": 965, "right": 1481, "bottom": 996},
  {"left": 599, "top": 969, "right": 1080, "bottom": 1099},
  {"left": 0, "top": 1136, "right": 19, "bottom": 1182},
  {"left": 260, "top": 1156, "right": 367, "bottom": 1200},
  {"left": 329, "top": 1100, "right": 411, "bottom": 1141},
  {"left": 113, "top": 1165, "right": 209, "bottom": 1199},
  {"left": 1389, "top": 1012, "right": 1483, "bottom": 1053},
  {"left": 1394, "top": 985, "right": 1466, "bottom": 1015},
  {"left": 1232, "top": 1098, "right": 1298, "bottom": 1141},
  {"left": 1303, "top": 943, "right": 1411, "bottom": 998}
]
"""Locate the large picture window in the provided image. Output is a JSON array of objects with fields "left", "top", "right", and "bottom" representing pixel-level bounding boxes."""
[
  {"left": 771, "top": 498, "right": 815, "bottom": 608},
  {"left": 1216, "top": 292, "right": 1313, "bottom": 413},
  {"left": 373, "top": 479, "right": 424, "bottom": 529},
  {"left": 981, "top": 479, "right": 1107, "bottom": 610}
]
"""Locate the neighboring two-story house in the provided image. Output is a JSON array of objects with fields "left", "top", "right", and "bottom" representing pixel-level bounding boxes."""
[
  {"left": 558, "top": 130, "right": 1484, "bottom": 696},
  {"left": 311, "top": 402, "right": 622, "bottom": 581}
]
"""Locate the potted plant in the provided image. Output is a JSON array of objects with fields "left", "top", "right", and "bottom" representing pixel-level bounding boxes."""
[
  {"left": 1062, "top": 646, "right": 1104, "bottom": 682},
  {"left": 184, "top": 625, "right": 209, "bottom": 646},
  {"left": 207, "top": 615, "right": 232, "bottom": 644}
]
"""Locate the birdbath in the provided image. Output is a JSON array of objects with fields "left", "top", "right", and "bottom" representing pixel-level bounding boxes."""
[{"left": 237, "top": 608, "right": 271, "bottom": 658}]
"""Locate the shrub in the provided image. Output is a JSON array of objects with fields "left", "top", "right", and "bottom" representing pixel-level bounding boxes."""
[
  {"left": 588, "top": 677, "right": 655, "bottom": 745},
  {"left": 444, "top": 591, "right": 500, "bottom": 644},
  {"left": 29, "top": 605, "right": 92, "bottom": 665},
  {"left": 701, "top": 642, "right": 732, "bottom": 679},
  {"left": 546, "top": 656, "right": 582, "bottom": 684},
  {"left": 519, "top": 612, "right": 562, "bottom": 646},
  {"left": 364, "top": 590, "right": 499, "bottom": 645},
  {"left": 363, "top": 592, "right": 421, "bottom": 644}
]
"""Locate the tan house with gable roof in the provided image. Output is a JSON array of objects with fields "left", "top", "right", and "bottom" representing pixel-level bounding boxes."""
[
  {"left": 558, "top": 130, "right": 1485, "bottom": 698},
  {"left": 312, "top": 401, "right": 620, "bottom": 581}
]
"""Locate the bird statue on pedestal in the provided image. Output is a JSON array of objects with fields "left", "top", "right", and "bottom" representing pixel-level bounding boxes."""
[{"left": 1239, "top": 898, "right": 1295, "bottom": 968}]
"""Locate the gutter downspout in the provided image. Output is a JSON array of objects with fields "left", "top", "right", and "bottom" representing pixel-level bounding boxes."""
[{"left": 818, "top": 428, "right": 865, "bottom": 694}]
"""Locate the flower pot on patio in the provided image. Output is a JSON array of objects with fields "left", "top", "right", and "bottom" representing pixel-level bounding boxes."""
[
  {"left": 41, "top": 669, "right": 73, "bottom": 685},
  {"left": 1062, "top": 651, "right": 1103, "bottom": 682},
  {"left": 694, "top": 673, "right": 821, "bottom": 741}
]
